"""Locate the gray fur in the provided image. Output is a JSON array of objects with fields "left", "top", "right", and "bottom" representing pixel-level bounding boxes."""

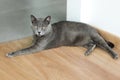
[{"left": 6, "top": 15, "right": 119, "bottom": 59}]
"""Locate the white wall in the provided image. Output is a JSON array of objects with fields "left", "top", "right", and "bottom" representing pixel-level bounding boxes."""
[
  {"left": 67, "top": 0, "right": 81, "bottom": 22},
  {"left": 80, "top": 0, "right": 120, "bottom": 36},
  {"left": 67, "top": 0, "right": 120, "bottom": 36}
]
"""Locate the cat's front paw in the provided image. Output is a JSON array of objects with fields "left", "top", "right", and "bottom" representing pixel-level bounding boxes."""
[{"left": 6, "top": 52, "right": 15, "bottom": 58}]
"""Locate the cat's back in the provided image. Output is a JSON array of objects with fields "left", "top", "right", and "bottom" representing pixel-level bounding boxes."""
[
  {"left": 52, "top": 21, "right": 95, "bottom": 31},
  {"left": 52, "top": 21, "right": 88, "bottom": 27}
]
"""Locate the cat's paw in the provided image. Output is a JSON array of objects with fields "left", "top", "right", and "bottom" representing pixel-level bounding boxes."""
[
  {"left": 113, "top": 54, "right": 119, "bottom": 60},
  {"left": 6, "top": 52, "right": 15, "bottom": 58},
  {"left": 84, "top": 52, "right": 91, "bottom": 56},
  {"left": 84, "top": 53, "right": 90, "bottom": 56}
]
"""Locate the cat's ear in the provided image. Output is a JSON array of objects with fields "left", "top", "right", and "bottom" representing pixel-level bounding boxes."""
[
  {"left": 30, "top": 15, "right": 37, "bottom": 24},
  {"left": 44, "top": 16, "right": 51, "bottom": 24}
]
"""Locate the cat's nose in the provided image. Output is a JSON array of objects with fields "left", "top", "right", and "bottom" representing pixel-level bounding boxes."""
[{"left": 38, "top": 32, "right": 41, "bottom": 34}]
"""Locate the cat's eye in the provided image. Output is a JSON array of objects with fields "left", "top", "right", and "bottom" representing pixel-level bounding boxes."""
[
  {"left": 42, "top": 27, "right": 46, "bottom": 30},
  {"left": 34, "top": 26, "right": 38, "bottom": 28}
]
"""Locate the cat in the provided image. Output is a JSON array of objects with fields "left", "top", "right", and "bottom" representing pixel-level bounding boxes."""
[{"left": 6, "top": 15, "right": 119, "bottom": 59}]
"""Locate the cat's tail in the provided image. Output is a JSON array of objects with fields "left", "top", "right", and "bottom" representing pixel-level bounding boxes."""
[{"left": 106, "top": 41, "right": 115, "bottom": 48}]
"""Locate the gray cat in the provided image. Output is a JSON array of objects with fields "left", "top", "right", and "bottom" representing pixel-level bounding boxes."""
[{"left": 6, "top": 15, "right": 119, "bottom": 59}]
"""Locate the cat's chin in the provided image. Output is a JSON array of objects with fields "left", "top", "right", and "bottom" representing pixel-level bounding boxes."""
[
  {"left": 40, "top": 35, "right": 45, "bottom": 37},
  {"left": 35, "top": 34, "right": 45, "bottom": 37}
]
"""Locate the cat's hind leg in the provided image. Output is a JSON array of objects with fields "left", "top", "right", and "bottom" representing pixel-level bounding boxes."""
[
  {"left": 92, "top": 34, "right": 119, "bottom": 59},
  {"left": 84, "top": 42, "right": 96, "bottom": 56}
]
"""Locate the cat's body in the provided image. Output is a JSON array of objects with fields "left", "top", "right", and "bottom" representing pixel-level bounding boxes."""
[{"left": 6, "top": 15, "right": 119, "bottom": 59}]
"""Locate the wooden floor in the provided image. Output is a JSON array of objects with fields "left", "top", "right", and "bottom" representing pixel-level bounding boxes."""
[{"left": 0, "top": 29, "right": 120, "bottom": 80}]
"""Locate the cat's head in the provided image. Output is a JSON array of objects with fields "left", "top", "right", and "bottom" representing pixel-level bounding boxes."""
[{"left": 31, "top": 15, "right": 52, "bottom": 37}]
